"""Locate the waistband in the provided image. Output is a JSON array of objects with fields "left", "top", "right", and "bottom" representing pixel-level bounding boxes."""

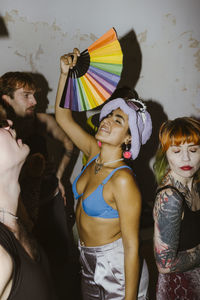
[{"left": 78, "top": 238, "right": 123, "bottom": 253}]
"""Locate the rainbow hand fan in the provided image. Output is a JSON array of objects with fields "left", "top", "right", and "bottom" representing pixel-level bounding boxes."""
[{"left": 60, "top": 28, "right": 123, "bottom": 111}]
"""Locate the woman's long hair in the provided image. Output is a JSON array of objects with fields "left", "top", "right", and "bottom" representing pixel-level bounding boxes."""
[{"left": 154, "top": 117, "right": 200, "bottom": 184}]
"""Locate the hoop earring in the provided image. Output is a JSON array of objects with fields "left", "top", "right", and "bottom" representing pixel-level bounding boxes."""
[
  {"left": 123, "top": 144, "right": 131, "bottom": 159},
  {"left": 97, "top": 141, "right": 102, "bottom": 147}
]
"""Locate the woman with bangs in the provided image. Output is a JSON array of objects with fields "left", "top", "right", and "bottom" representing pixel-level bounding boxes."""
[{"left": 153, "top": 117, "right": 200, "bottom": 299}]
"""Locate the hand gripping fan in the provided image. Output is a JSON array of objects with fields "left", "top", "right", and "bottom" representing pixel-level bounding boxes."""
[{"left": 60, "top": 28, "right": 123, "bottom": 111}]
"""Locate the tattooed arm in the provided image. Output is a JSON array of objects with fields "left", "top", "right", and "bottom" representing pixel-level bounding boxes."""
[{"left": 153, "top": 188, "right": 200, "bottom": 274}]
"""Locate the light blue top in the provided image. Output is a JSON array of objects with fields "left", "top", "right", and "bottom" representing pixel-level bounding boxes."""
[{"left": 72, "top": 154, "right": 132, "bottom": 219}]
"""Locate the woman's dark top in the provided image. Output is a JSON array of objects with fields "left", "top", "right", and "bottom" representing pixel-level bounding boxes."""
[
  {"left": 0, "top": 222, "right": 57, "bottom": 300},
  {"left": 156, "top": 185, "right": 200, "bottom": 251}
]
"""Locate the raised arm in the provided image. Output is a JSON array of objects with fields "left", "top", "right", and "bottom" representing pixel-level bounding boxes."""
[
  {"left": 55, "top": 49, "right": 98, "bottom": 158},
  {"left": 153, "top": 188, "right": 200, "bottom": 273},
  {"left": 113, "top": 170, "right": 142, "bottom": 300}
]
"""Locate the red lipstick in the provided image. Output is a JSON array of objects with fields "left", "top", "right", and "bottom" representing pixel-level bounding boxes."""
[{"left": 180, "top": 166, "right": 193, "bottom": 171}]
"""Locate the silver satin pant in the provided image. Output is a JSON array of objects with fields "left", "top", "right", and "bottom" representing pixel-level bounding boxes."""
[{"left": 78, "top": 238, "right": 149, "bottom": 300}]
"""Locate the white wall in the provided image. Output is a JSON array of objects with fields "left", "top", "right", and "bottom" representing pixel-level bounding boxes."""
[
  {"left": 1, "top": 0, "right": 200, "bottom": 118},
  {"left": 1, "top": 0, "right": 200, "bottom": 193}
]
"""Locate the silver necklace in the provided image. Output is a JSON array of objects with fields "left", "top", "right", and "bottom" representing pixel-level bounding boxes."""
[
  {"left": 0, "top": 208, "right": 18, "bottom": 223},
  {"left": 95, "top": 157, "right": 124, "bottom": 174}
]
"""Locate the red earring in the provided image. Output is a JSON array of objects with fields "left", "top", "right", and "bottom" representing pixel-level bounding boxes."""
[
  {"left": 97, "top": 141, "right": 102, "bottom": 147},
  {"left": 123, "top": 144, "right": 131, "bottom": 159}
]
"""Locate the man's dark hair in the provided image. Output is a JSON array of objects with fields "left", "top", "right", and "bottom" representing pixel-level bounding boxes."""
[{"left": 0, "top": 72, "right": 37, "bottom": 100}]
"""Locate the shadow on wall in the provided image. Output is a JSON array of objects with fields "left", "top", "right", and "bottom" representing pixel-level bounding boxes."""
[
  {"left": 0, "top": 16, "right": 9, "bottom": 37},
  {"left": 27, "top": 72, "right": 80, "bottom": 230},
  {"left": 118, "top": 29, "right": 142, "bottom": 89},
  {"left": 28, "top": 31, "right": 168, "bottom": 228},
  {"left": 29, "top": 73, "right": 52, "bottom": 113},
  {"left": 29, "top": 72, "right": 86, "bottom": 179},
  {"left": 114, "top": 29, "right": 168, "bottom": 223},
  {"left": 30, "top": 72, "right": 88, "bottom": 132},
  {"left": 133, "top": 100, "right": 168, "bottom": 225}
]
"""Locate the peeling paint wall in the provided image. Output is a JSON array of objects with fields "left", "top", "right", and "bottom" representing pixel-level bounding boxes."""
[{"left": 1, "top": 0, "right": 200, "bottom": 117}]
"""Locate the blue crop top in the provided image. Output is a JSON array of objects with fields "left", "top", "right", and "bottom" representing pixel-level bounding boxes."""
[{"left": 72, "top": 154, "right": 132, "bottom": 219}]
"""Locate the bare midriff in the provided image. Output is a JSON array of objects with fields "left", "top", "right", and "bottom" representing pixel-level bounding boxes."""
[{"left": 76, "top": 199, "right": 121, "bottom": 247}]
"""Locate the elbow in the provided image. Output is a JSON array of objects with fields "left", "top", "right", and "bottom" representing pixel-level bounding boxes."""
[
  {"left": 156, "top": 262, "right": 171, "bottom": 274},
  {"left": 55, "top": 109, "right": 60, "bottom": 122},
  {"left": 55, "top": 109, "right": 62, "bottom": 122},
  {"left": 154, "top": 250, "right": 173, "bottom": 274},
  {"left": 55, "top": 110, "right": 65, "bottom": 128}
]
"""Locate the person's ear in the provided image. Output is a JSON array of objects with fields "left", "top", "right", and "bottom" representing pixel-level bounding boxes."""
[
  {"left": 2, "top": 94, "right": 12, "bottom": 105},
  {"left": 124, "top": 135, "right": 131, "bottom": 145}
]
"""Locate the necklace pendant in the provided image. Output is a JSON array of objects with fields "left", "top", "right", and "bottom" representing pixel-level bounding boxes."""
[{"left": 95, "top": 162, "right": 103, "bottom": 174}]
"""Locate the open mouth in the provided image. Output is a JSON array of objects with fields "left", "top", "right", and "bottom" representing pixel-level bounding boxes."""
[
  {"left": 27, "top": 109, "right": 34, "bottom": 112},
  {"left": 100, "top": 125, "right": 109, "bottom": 133}
]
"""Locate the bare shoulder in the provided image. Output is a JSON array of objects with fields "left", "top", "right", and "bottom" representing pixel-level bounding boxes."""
[
  {"left": 156, "top": 186, "right": 183, "bottom": 202},
  {"left": 0, "top": 245, "right": 13, "bottom": 293},
  {"left": 111, "top": 167, "right": 141, "bottom": 226},
  {"left": 154, "top": 186, "right": 173, "bottom": 207},
  {"left": 36, "top": 113, "right": 69, "bottom": 140},
  {"left": 154, "top": 185, "right": 184, "bottom": 219},
  {"left": 36, "top": 113, "right": 54, "bottom": 123},
  {"left": 112, "top": 166, "right": 137, "bottom": 188},
  {"left": 111, "top": 166, "right": 141, "bottom": 202}
]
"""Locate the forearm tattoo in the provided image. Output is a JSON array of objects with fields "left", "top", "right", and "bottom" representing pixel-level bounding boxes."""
[{"left": 154, "top": 188, "right": 200, "bottom": 272}]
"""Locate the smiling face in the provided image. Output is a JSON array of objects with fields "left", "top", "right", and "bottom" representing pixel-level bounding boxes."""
[
  {"left": 2, "top": 87, "right": 37, "bottom": 118},
  {"left": 95, "top": 108, "right": 131, "bottom": 148},
  {"left": 166, "top": 142, "right": 200, "bottom": 181},
  {"left": 0, "top": 120, "right": 29, "bottom": 170}
]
